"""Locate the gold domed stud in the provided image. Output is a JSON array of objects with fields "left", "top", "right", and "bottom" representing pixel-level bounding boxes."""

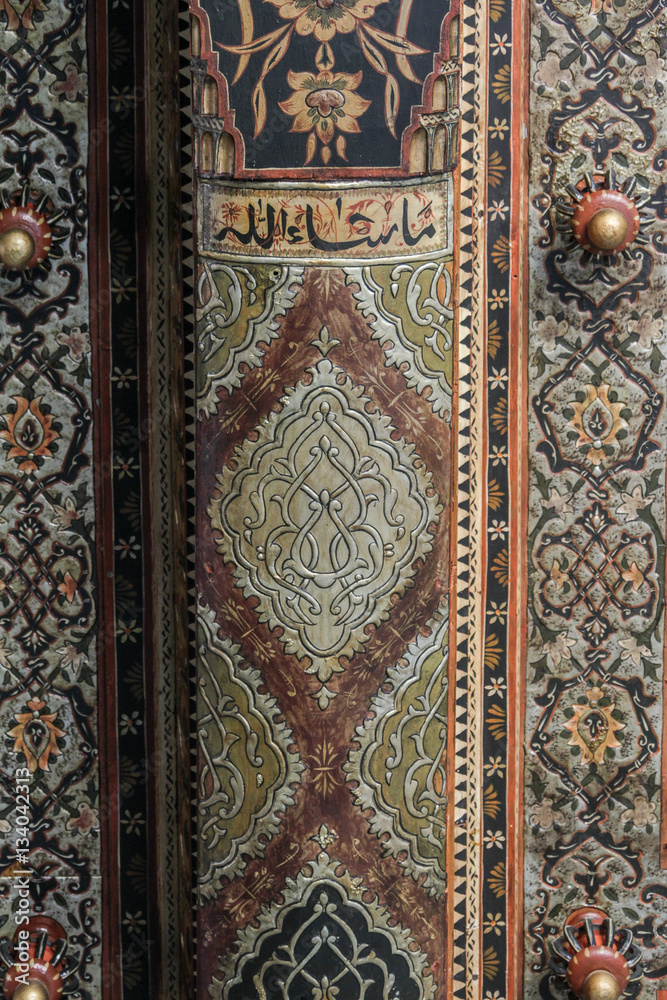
[
  {"left": 12, "top": 981, "right": 50, "bottom": 1000},
  {"left": 581, "top": 970, "right": 621, "bottom": 1000},
  {"left": 0, "top": 227, "right": 36, "bottom": 270},
  {"left": 587, "top": 208, "right": 629, "bottom": 253}
]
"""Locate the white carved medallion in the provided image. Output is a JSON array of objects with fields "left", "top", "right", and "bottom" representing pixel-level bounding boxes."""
[{"left": 208, "top": 359, "right": 442, "bottom": 708}]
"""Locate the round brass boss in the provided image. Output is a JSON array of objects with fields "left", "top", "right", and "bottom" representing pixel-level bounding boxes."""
[
  {"left": 12, "top": 981, "right": 50, "bottom": 1000},
  {"left": 0, "top": 227, "right": 36, "bottom": 270},
  {"left": 581, "top": 970, "right": 621, "bottom": 1000},
  {"left": 586, "top": 208, "right": 629, "bottom": 252}
]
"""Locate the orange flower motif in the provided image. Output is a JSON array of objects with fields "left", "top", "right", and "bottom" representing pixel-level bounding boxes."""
[
  {"left": 57, "top": 571, "right": 79, "bottom": 604},
  {"left": 265, "top": 0, "right": 388, "bottom": 42},
  {"left": 0, "top": 396, "right": 58, "bottom": 473},
  {"left": 8, "top": 697, "right": 66, "bottom": 774},
  {"left": 621, "top": 561, "right": 645, "bottom": 593},
  {"left": 279, "top": 69, "right": 371, "bottom": 164},
  {"left": 549, "top": 558, "right": 569, "bottom": 590},
  {"left": 567, "top": 382, "right": 628, "bottom": 468}
]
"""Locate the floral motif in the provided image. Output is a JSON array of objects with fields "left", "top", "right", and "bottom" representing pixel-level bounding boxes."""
[
  {"left": 58, "top": 643, "right": 88, "bottom": 678},
  {"left": 56, "top": 325, "right": 91, "bottom": 361},
  {"left": 630, "top": 50, "right": 667, "bottom": 93},
  {"left": 566, "top": 383, "right": 628, "bottom": 468},
  {"left": 66, "top": 802, "right": 100, "bottom": 837},
  {"left": 589, "top": 0, "right": 613, "bottom": 14},
  {"left": 218, "top": 0, "right": 428, "bottom": 144},
  {"left": 0, "top": 396, "right": 58, "bottom": 473},
  {"left": 534, "top": 52, "right": 566, "bottom": 91},
  {"left": 51, "top": 496, "right": 82, "bottom": 532},
  {"left": 0, "top": 0, "right": 48, "bottom": 31},
  {"left": 540, "top": 487, "right": 574, "bottom": 519},
  {"left": 532, "top": 314, "right": 567, "bottom": 354},
  {"left": 620, "top": 794, "right": 657, "bottom": 829},
  {"left": 49, "top": 63, "right": 89, "bottom": 102},
  {"left": 8, "top": 697, "right": 66, "bottom": 773},
  {"left": 280, "top": 69, "right": 371, "bottom": 164},
  {"left": 616, "top": 483, "right": 654, "bottom": 522},
  {"left": 562, "top": 687, "right": 625, "bottom": 766},
  {"left": 528, "top": 796, "right": 565, "bottom": 831},
  {"left": 265, "top": 0, "right": 388, "bottom": 42},
  {"left": 541, "top": 632, "right": 576, "bottom": 666},
  {"left": 627, "top": 311, "right": 665, "bottom": 355},
  {"left": 618, "top": 634, "right": 655, "bottom": 668}
]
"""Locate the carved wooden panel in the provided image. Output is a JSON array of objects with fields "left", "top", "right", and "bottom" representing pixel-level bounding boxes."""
[{"left": 192, "top": 4, "right": 457, "bottom": 998}]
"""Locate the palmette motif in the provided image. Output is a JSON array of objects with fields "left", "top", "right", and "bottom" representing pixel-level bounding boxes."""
[
  {"left": 197, "top": 262, "right": 305, "bottom": 416},
  {"left": 345, "top": 253, "right": 455, "bottom": 420},
  {"left": 197, "top": 603, "right": 304, "bottom": 896},
  {"left": 345, "top": 607, "right": 448, "bottom": 898},
  {"left": 209, "top": 826, "right": 436, "bottom": 1000}
]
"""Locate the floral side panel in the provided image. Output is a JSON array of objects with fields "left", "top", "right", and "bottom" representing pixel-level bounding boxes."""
[
  {"left": 0, "top": 2, "right": 102, "bottom": 994},
  {"left": 525, "top": 1, "right": 667, "bottom": 995}
]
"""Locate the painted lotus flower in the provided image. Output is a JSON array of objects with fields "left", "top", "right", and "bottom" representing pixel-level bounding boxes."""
[
  {"left": 0, "top": 395, "right": 58, "bottom": 473},
  {"left": 265, "top": 0, "right": 388, "bottom": 42},
  {"left": 220, "top": 0, "right": 424, "bottom": 140},
  {"left": 279, "top": 69, "right": 371, "bottom": 163},
  {"left": 9, "top": 697, "right": 66, "bottom": 773}
]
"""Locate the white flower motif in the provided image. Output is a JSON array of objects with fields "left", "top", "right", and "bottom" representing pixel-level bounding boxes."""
[
  {"left": 491, "top": 33, "right": 510, "bottom": 55},
  {"left": 488, "top": 288, "right": 508, "bottom": 310},
  {"left": 488, "top": 520, "right": 508, "bottom": 540},
  {"left": 488, "top": 117, "right": 509, "bottom": 139},
  {"left": 487, "top": 601, "right": 507, "bottom": 624},
  {"left": 121, "top": 810, "right": 145, "bottom": 835},
  {"left": 110, "top": 187, "right": 135, "bottom": 211},
  {"left": 486, "top": 678, "right": 506, "bottom": 698},
  {"left": 534, "top": 51, "right": 568, "bottom": 90},
  {"left": 616, "top": 484, "right": 654, "bottom": 522},
  {"left": 630, "top": 50, "right": 667, "bottom": 92},
  {"left": 491, "top": 446, "right": 508, "bottom": 466},
  {"left": 115, "top": 536, "right": 141, "bottom": 559},
  {"left": 540, "top": 486, "right": 574, "bottom": 520},
  {"left": 529, "top": 796, "right": 565, "bottom": 830},
  {"left": 484, "top": 912, "right": 506, "bottom": 936},
  {"left": 0, "top": 637, "right": 15, "bottom": 671},
  {"left": 541, "top": 632, "right": 576, "bottom": 667},
  {"left": 120, "top": 711, "right": 143, "bottom": 735},
  {"left": 111, "top": 367, "right": 138, "bottom": 388},
  {"left": 621, "top": 794, "right": 657, "bottom": 828},
  {"left": 484, "top": 756, "right": 505, "bottom": 776},
  {"left": 483, "top": 830, "right": 506, "bottom": 849},
  {"left": 627, "top": 311, "right": 665, "bottom": 355},
  {"left": 533, "top": 314, "right": 568, "bottom": 353},
  {"left": 618, "top": 635, "right": 654, "bottom": 668},
  {"left": 489, "top": 199, "right": 508, "bottom": 221},
  {"left": 58, "top": 644, "right": 88, "bottom": 680},
  {"left": 489, "top": 367, "right": 508, "bottom": 389}
]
